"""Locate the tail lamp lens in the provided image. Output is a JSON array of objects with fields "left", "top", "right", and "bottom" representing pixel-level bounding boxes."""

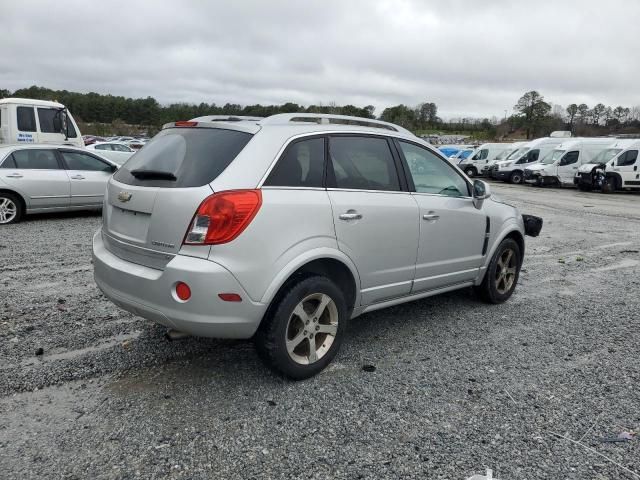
[
  {"left": 175, "top": 282, "right": 191, "bottom": 301},
  {"left": 184, "top": 190, "right": 262, "bottom": 245}
]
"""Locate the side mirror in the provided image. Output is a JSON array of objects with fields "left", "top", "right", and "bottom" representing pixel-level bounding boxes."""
[{"left": 472, "top": 180, "right": 490, "bottom": 209}]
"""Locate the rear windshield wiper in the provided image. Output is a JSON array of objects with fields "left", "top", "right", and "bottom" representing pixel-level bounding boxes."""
[{"left": 129, "top": 169, "right": 177, "bottom": 181}]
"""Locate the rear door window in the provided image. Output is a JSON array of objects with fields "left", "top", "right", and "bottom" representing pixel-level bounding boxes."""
[
  {"left": 11, "top": 149, "right": 60, "bottom": 169},
  {"left": 264, "top": 137, "right": 325, "bottom": 187},
  {"left": 61, "top": 151, "right": 113, "bottom": 172},
  {"left": 17, "top": 107, "right": 36, "bottom": 132},
  {"left": 113, "top": 127, "right": 253, "bottom": 188},
  {"left": 328, "top": 136, "right": 401, "bottom": 191},
  {"left": 0, "top": 155, "right": 17, "bottom": 169}
]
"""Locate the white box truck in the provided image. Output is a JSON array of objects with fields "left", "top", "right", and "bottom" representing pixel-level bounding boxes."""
[
  {"left": 0, "top": 98, "right": 83, "bottom": 148},
  {"left": 524, "top": 138, "right": 617, "bottom": 186}
]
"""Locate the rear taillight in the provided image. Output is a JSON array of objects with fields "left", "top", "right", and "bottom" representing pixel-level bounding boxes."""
[{"left": 184, "top": 190, "right": 262, "bottom": 245}]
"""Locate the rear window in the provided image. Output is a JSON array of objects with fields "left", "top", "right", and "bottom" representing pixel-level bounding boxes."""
[{"left": 113, "top": 127, "right": 253, "bottom": 188}]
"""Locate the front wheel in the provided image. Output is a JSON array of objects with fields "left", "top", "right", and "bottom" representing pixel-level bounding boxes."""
[
  {"left": 475, "top": 238, "right": 521, "bottom": 304},
  {"left": 601, "top": 177, "right": 616, "bottom": 194},
  {"left": 509, "top": 171, "right": 523, "bottom": 184},
  {"left": 255, "top": 276, "right": 347, "bottom": 380}
]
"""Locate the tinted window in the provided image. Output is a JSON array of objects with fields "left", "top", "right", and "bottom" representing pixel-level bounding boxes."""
[
  {"left": 12, "top": 149, "right": 60, "bottom": 169},
  {"left": 95, "top": 144, "right": 111, "bottom": 151},
  {"left": 399, "top": 141, "right": 469, "bottom": 197},
  {"left": 477, "top": 149, "right": 488, "bottom": 160},
  {"left": 520, "top": 149, "right": 539, "bottom": 163},
  {"left": 329, "top": 136, "right": 400, "bottom": 191},
  {"left": 17, "top": 107, "right": 36, "bottom": 132},
  {"left": 113, "top": 144, "right": 131, "bottom": 152},
  {"left": 618, "top": 150, "right": 638, "bottom": 166},
  {"left": 0, "top": 155, "right": 17, "bottom": 169},
  {"left": 37, "top": 108, "right": 60, "bottom": 133},
  {"left": 66, "top": 119, "right": 78, "bottom": 138},
  {"left": 560, "top": 151, "right": 579, "bottom": 165},
  {"left": 62, "top": 151, "right": 112, "bottom": 172},
  {"left": 265, "top": 137, "right": 324, "bottom": 187},
  {"left": 113, "top": 127, "right": 252, "bottom": 188}
]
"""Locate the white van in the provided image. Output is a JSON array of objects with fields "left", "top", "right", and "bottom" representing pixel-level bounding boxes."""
[
  {"left": 574, "top": 139, "right": 638, "bottom": 191},
  {"left": 458, "top": 143, "right": 514, "bottom": 177},
  {"left": 0, "top": 98, "right": 83, "bottom": 148},
  {"left": 524, "top": 138, "right": 616, "bottom": 186},
  {"left": 490, "top": 132, "right": 571, "bottom": 184},
  {"left": 600, "top": 140, "right": 640, "bottom": 193}
]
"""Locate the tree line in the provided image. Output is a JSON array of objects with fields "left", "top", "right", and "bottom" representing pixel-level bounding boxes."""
[{"left": 2, "top": 86, "right": 639, "bottom": 139}]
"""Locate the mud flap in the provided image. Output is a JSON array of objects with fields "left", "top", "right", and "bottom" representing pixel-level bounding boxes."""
[{"left": 522, "top": 214, "right": 543, "bottom": 237}]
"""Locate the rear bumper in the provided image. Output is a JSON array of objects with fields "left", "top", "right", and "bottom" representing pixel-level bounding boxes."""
[{"left": 92, "top": 229, "right": 267, "bottom": 338}]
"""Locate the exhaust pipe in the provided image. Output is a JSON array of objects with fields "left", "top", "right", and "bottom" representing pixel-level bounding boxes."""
[{"left": 165, "top": 329, "right": 190, "bottom": 341}]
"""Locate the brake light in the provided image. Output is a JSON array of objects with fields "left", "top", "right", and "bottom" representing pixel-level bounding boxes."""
[
  {"left": 174, "top": 121, "right": 198, "bottom": 127},
  {"left": 184, "top": 190, "right": 262, "bottom": 245}
]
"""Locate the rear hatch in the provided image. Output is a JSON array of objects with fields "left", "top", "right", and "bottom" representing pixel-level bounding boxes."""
[{"left": 102, "top": 124, "right": 255, "bottom": 269}]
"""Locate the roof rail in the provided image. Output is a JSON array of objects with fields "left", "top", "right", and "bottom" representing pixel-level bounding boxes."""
[
  {"left": 189, "top": 115, "right": 264, "bottom": 122},
  {"left": 259, "top": 113, "right": 414, "bottom": 136}
]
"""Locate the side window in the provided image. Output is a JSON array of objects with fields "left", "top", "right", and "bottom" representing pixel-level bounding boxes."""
[
  {"left": 94, "top": 144, "right": 110, "bottom": 151},
  {"left": 561, "top": 151, "right": 579, "bottom": 165},
  {"left": 12, "top": 149, "right": 60, "bottom": 169},
  {"left": 37, "top": 108, "right": 59, "bottom": 133},
  {"left": 0, "top": 155, "right": 17, "bottom": 169},
  {"left": 17, "top": 107, "right": 36, "bottom": 132},
  {"left": 61, "top": 152, "right": 112, "bottom": 172},
  {"left": 477, "top": 149, "right": 488, "bottom": 160},
  {"left": 66, "top": 119, "right": 78, "bottom": 138},
  {"left": 329, "top": 136, "right": 400, "bottom": 191},
  {"left": 114, "top": 144, "right": 130, "bottom": 152},
  {"left": 399, "top": 141, "right": 469, "bottom": 197},
  {"left": 522, "top": 149, "right": 540, "bottom": 163},
  {"left": 618, "top": 150, "right": 638, "bottom": 166},
  {"left": 264, "top": 137, "right": 325, "bottom": 187}
]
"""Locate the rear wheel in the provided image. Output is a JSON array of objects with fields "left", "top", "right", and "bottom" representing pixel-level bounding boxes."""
[
  {"left": 0, "top": 192, "right": 22, "bottom": 224},
  {"left": 509, "top": 171, "right": 523, "bottom": 184},
  {"left": 255, "top": 276, "right": 347, "bottom": 380},
  {"left": 475, "top": 238, "right": 521, "bottom": 304}
]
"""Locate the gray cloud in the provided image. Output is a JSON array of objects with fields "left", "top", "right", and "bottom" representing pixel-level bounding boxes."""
[{"left": 1, "top": 0, "right": 639, "bottom": 118}]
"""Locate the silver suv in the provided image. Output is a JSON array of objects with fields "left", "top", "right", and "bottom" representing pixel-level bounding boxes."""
[{"left": 93, "top": 114, "right": 541, "bottom": 379}]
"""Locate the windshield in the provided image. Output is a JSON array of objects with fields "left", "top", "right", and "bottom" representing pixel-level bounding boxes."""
[
  {"left": 505, "top": 147, "right": 529, "bottom": 161},
  {"left": 542, "top": 149, "right": 566, "bottom": 165},
  {"left": 495, "top": 149, "right": 513, "bottom": 160},
  {"left": 592, "top": 148, "right": 622, "bottom": 163}
]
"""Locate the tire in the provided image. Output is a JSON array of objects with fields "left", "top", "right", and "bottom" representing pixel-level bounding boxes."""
[
  {"left": 255, "top": 276, "right": 348, "bottom": 380},
  {"left": 509, "top": 171, "right": 523, "bottom": 184},
  {"left": 464, "top": 167, "right": 476, "bottom": 178},
  {"left": 0, "top": 192, "right": 23, "bottom": 224},
  {"left": 601, "top": 177, "right": 616, "bottom": 194},
  {"left": 475, "top": 238, "right": 521, "bottom": 304}
]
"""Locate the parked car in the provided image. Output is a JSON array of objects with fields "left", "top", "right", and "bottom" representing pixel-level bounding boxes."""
[
  {"left": 86, "top": 142, "right": 136, "bottom": 165},
  {"left": 92, "top": 114, "right": 540, "bottom": 379},
  {"left": 0, "top": 98, "right": 83, "bottom": 148},
  {"left": 0, "top": 144, "right": 118, "bottom": 224},
  {"left": 490, "top": 132, "right": 571, "bottom": 184},
  {"left": 524, "top": 138, "right": 618, "bottom": 186},
  {"left": 458, "top": 143, "right": 514, "bottom": 178}
]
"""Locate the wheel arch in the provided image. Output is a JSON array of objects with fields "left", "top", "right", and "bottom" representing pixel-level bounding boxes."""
[
  {"left": 0, "top": 188, "right": 27, "bottom": 212},
  {"left": 479, "top": 222, "right": 525, "bottom": 284},
  {"left": 260, "top": 249, "right": 361, "bottom": 317},
  {"left": 605, "top": 172, "right": 622, "bottom": 189}
]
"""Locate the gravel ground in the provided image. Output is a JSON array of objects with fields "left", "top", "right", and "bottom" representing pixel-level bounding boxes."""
[{"left": 1, "top": 184, "right": 639, "bottom": 479}]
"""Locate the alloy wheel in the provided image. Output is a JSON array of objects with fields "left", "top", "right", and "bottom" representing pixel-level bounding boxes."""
[
  {"left": 0, "top": 197, "right": 17, "bottom": 224},
  {"left": 285, "top": 293, "right": 338, "bottom": 365},
  {"left": 495, "top": 248, "right": 517, "bottom": 294}
]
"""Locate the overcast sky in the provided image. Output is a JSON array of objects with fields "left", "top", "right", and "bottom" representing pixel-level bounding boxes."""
[{"left": 2, "top": 0, "right": 639, "bottom": 119}]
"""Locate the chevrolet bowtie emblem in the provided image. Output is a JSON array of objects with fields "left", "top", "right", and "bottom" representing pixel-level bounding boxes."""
[{"left": 117, "top": 191, "right": 132, "bottom": 202}]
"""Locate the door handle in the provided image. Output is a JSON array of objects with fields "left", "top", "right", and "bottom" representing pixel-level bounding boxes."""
[
  {"left": 5, "top": 173, "right": 23, "bottom": 178},
  {"left": 339, "top": 211, "right": 362, "bottom": 221},
  {"left": 70, "top": 175, "right": 85, "bottom": 180},
  {"left": 423, "top": 212, "right": 440, "bottom": 221}
]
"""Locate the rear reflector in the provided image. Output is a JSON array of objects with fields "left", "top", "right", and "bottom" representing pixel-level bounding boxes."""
[
  {"left": 184, "top": 190, "right": 262, "bottom": 245},
  {"left": 218, "top": 293, "right": 242, "bottom": 302},
  {"left": 175, "top": 282, "right": 191, "bottom": 301},
  {"left": 174, "top": 121, "right": 198, "bottom": 127}
]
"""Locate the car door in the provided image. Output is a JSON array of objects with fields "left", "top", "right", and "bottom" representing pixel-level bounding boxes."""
[
  {"left": 59, "top": 150, "right": 115, "bottom": 206},
  {"left": 557, "top": 150, "right": 580, "bottom": 184},
  {"left": 614, "top": 150, "right": 639, "bottom": 187},
  {"left": 395, "top": 140, "right": 486, "bottom": 292},
  {"left": 0, "top": 148, "right": 70, "bottom": 208},
  {"left": 326, "top": 135, "right": 419, "bottom": 305}
]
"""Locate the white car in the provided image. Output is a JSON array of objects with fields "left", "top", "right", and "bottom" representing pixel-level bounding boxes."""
[{"left": 86, "top": 142, "right": 136, "bottom": 165}]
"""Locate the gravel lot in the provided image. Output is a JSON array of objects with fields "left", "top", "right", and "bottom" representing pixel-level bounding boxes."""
[{"left": 1, "top": 183, "right": 639, "bottom": 479}]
